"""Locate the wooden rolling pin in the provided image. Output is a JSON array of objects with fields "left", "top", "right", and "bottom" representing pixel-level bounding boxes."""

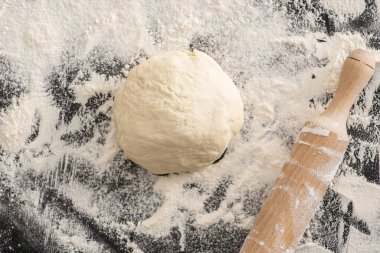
[{"left": 240, "top": 49, "right": 375, "bottom": 253}]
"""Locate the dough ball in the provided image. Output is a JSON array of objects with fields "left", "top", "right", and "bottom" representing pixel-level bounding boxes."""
[{"left": 113, "top": 50, "right": 244, "bottom": 174}]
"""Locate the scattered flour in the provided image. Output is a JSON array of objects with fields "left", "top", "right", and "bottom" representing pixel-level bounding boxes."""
[
  {"left": 294, "top": 242, "right": 333, "bottom": 253},
  {"left": 0, "top": 97, "right": 34, "bottom": 152},
  {"left": 301, "top": 126, "right": 330, "bottom": 137},
  {"left": 319, "top": 0, "right": 366, "bottom": 19},
  {"left": 0, "top": 0, "right": 379, "bottom": 252}
]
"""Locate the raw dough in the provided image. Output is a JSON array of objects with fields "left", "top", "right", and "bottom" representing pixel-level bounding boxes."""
[{"left": 113, "top": 50, "right": 244, "bottom": 174}]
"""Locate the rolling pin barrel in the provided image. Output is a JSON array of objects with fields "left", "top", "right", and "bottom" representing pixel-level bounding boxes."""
[{"left": 240, "top": 49, "right": 375, "bottom": 253}]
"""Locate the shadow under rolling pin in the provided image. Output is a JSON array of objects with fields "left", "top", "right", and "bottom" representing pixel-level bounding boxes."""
[{"left": 240, "top": 49, "right": 375, "bottom": 253}]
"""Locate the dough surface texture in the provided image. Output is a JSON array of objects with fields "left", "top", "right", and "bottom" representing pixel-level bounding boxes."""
[{"left": 113, "top": 50, "right": 244, "bottom": 174}]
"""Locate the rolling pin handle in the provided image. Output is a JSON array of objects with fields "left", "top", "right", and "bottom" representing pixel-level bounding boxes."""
[{"left": 323, "top": 49, "right": 375, "bottom": 125}]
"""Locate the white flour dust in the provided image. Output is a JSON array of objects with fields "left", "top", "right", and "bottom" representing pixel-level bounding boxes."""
[
  {"left": 319, "top": 0, "right": 366, "bottom": 19},
  {"left": 1, "top": 0, "right": 380, "bottom": 252}
]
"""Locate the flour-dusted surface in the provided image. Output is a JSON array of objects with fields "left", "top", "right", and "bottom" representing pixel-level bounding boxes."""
[{"left": 1, "top": 1, "right": 380, "bottom": 253}]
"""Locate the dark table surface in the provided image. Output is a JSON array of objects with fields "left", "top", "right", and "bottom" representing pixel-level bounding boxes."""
[{"left": 1, "top": 1, "right": 380, "bottom": 252}]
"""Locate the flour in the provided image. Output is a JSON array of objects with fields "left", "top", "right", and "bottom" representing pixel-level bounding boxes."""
[
  {"left": 294, "top": 242, "right": 332, "bottom": 253},
  {"left": 301, "top": 126, "right": 330, "bottom": 136},
  {"left": 319, "top": 0, "right": 366, "bottom": 19},
  {"left": 0, "top": 0, "right": 380, "bottom": 252}
]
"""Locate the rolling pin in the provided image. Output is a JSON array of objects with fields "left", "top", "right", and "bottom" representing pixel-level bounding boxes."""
[{"left": 240, "top": 49, "right": 375, "bottom": 253}]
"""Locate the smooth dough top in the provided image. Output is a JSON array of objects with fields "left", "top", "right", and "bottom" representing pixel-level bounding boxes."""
[{"left": 113, "top": 50, "right": 244, "bottom": 174}]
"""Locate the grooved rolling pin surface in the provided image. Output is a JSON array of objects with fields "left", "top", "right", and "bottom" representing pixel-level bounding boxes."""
[{"left": 240, "top": 49, "right": 375, "bottom": 253}]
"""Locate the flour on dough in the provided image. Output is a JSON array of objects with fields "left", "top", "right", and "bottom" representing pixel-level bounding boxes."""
[{"left": 113, "top": 50, "right": 244, "bottom": 174}]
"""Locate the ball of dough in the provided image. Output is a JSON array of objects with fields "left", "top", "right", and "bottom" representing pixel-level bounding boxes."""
[{"left": 113, "top": 50, "right": 244, "bottom": 174}]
